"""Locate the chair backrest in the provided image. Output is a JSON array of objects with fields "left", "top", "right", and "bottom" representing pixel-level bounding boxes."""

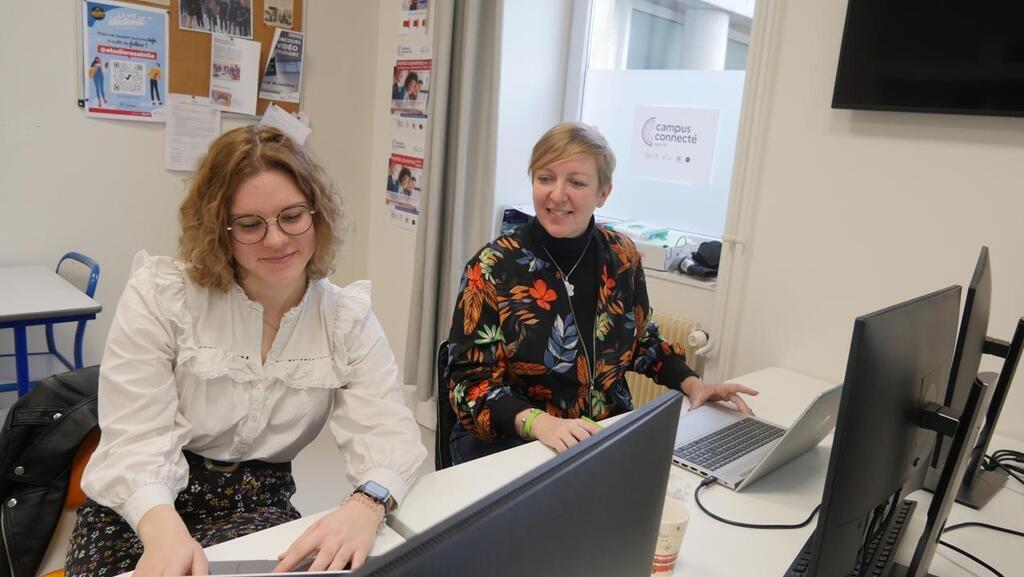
[
  {"left": 435, "top": 340, "right": 456, "bottom": 470},
  {"left": 55, "top": 252, "right": 100, "bottom": 298},
  {"left": 49, "top": 252, "right": 101, "bottom": 370}
]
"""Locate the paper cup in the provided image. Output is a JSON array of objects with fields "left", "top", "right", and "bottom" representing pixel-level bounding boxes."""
[{"left": 651, "top": 496, "right": 689, "bottom": 574}]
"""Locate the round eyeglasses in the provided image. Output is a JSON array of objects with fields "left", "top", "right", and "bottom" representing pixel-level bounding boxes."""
[{"left": 226, "top": 205, "right": 316, "bottom": 244}]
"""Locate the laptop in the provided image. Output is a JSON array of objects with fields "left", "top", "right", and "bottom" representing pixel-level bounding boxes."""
[
  {"left": 671, "top": 384, "right": 842, "bottom": 490},
  {"left": 207, "top": 559, "right": 350, "bottom": 575}
]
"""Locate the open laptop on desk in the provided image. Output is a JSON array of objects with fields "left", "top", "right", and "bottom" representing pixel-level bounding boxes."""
[{"left": 672, "top": 384, "right": 841, "bottom": 490}]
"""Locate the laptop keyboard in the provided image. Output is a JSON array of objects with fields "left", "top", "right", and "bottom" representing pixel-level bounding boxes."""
[{"left": 674, "top": 418, "right": 786, "bottom": 471}]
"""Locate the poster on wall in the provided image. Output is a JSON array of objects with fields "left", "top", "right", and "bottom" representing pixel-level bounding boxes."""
[
  {"left": 178, "top": 0, "right": 252, "bottom": 38},
  {"left": 385, "top": 153, "right": 422, "bottom": 230},
  {"left": 631, "top": 105, "right": 720, "bottom": 185},
  {"left": 209, "top": 34, "right": 261, "bottom": 116},
  {"left": 390, "top": 59, "right": 431, "bottom": 116},
  {"left": 400, "top": 0, "right": 428, "bottom": 35},
  {"left": 82, "top": 0, "right": 169, "bottom": 122},
  {"left": 258, "top": 29, "right": 304, "bottom": 103},
  {"left": 263, "top": 0, "right": 295, "bottom": 29}
]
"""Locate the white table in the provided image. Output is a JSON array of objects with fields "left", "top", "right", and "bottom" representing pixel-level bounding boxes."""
[
  {"left": 203, "top": 509, "right": 406, "bottom": 563},
  {"left": 0, "top": 265, "right": 101, "bottom": 395},
  {"left": 113, "top": 511, "right": 406, "bottom": 576},
  {"left": 391, "top": 366, "right": 1023, "bottom": 577},
  {"left": 204, "top": 367, "right": 1023, "bottom": 576}
]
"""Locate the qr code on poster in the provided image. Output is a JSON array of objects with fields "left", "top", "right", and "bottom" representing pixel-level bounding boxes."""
[{"left": 110, "top": 60, "right": 146, "bottom": 95}]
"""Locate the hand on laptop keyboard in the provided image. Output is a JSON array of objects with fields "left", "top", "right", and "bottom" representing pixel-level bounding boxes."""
[{"left": 682, "top": 377, "right": 759, "bottom": 415}]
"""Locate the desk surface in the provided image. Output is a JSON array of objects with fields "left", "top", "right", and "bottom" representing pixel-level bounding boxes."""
[
  {"left": 0, "top": 265, "right": 101, "bottom": 322},
  {"left": 204, "top": 367, "right": 1023, "bottom": 577},
  {"left": 391, "top": 366, "right": 1024, "bottom": 577},
  {"left": 204, "top": 509, "right": 406, "bottom": 562},
  {"left": 115, "top": 511, "right": 406, "bottom": 576}
]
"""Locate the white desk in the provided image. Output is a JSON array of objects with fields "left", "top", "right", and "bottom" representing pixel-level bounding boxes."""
[
  {"left": 204, "top": 509, "right": 406, "bottom": 562},
  {"left": 390, "top": 367, "right": 1024, "bottom": 577},
  {"left": 0, "top": 265, "right": 101, "bottom": 395},
  {"left": 113, "top": 511, "right": 406, "bottom": 576},
  {"left": 203, "top": 367, "right": 1022, "bottom": 576}
]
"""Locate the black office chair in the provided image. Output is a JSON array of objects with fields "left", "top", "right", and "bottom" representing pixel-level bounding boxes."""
[{"left": 435, "top": 340, "right": 457, "bottom": 470}]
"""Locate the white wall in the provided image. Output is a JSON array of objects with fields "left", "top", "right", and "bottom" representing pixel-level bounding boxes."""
[
  {"left": 366, "top": 0, "right": 420, "bottom": 367},
  {"left": 0, "top": 0, "right": 374, "bottom": 366},
  {"left": 722, "top": 1, "right": 1024, "bottom": 441}
]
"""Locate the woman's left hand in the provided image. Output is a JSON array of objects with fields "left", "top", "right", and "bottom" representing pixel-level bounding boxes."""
[
  {"left": 683, "top": 377, "right": 759, "bottom": 415},
  {"left": 273, "top": 497, "right": 382, "bottom": 572}
]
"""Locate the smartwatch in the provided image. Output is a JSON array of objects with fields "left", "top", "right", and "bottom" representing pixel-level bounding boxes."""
[{"left": 354, "top": 480, "right": 395, "bottom": 514}]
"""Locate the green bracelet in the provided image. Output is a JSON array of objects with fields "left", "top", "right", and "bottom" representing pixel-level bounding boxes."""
[{"left": 522, "top": 408, "right": 544, "bottom": 440}]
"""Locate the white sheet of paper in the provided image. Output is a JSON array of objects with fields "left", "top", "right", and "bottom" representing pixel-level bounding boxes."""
[
  {"left": 259, "top": 103, "right": 311, "bottom": 145},
  {"left": 165, "top": 93, "right": 221, "bottom": 172},
  {"left": 210, "top": 34, "right": 262, "bottom": 116}
]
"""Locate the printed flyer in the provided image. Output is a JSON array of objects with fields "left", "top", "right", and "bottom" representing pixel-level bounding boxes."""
[
  {"left": 385, "top": 153, "right": 422, "bottom": 230},
  {"left": 390, "top": 59, "right": 431, "bottom": 117},
  {"left": 400, "top": 0, "right": 428, "bottom": 35},
  {"left": 209, "top": 34, "right": 261, "bottom": 116},
  {"left": 258, "top": 29, "right": 304, "bottom": 103},
  {"left": 82, "top": 1, "right": 169, "bottom": 122}
]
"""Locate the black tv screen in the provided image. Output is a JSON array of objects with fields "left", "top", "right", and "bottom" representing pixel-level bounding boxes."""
[{"left": 832, "top": 1, "right": 1024, "bottom": 118}]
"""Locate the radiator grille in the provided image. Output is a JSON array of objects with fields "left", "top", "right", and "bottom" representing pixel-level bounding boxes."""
[{"left": 627, "top": 312, "right": 705, "bottom": 409}]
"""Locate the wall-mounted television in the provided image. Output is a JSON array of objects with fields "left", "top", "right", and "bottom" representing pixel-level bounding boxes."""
[{"left": 832, "top": 1, "right": 1024, "bottom": 118}]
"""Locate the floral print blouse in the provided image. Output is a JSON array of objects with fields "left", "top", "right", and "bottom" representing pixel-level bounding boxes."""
[{"left": 447, "top": 220, "right": 698, "bottom": 442}]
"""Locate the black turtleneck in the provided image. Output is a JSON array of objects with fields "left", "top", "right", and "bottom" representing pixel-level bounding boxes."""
[{"left": 530, "top": 217, "right": 598, "bottom": 369}]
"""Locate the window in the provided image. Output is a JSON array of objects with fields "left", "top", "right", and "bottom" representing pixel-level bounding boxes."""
[{"left": 572, "top": 0, "right": 754, "bottom": 240}]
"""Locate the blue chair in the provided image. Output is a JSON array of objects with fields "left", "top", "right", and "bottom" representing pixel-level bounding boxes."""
[{"left": 0, "top": 252, "right": 100, "bottom": 392}]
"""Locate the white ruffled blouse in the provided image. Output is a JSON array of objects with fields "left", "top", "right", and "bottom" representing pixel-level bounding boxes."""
[{"left": 81, "top": 252, "right": 427, "bottom": 531}]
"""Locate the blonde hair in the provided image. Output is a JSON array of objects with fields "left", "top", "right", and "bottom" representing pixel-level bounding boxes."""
[
  {"left": 178, "top": 126, "right": 346, "bottom": 290},
  {"left": 528, "top": 122, "right": 616, "bottom": 189}
]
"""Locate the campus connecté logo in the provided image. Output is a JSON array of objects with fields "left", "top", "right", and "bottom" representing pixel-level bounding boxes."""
[{"left": 642, "top": 117, "right": 657, "bottom": 146}]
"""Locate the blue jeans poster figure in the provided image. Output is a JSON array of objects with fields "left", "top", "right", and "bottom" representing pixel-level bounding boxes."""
[{"left": 83, "top": 1, "right": 169, "bottom": 122}]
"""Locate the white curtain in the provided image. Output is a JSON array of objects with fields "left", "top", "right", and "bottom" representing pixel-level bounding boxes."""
[{"left": 403, "top": 0, "right": 504, "bottom": 428}]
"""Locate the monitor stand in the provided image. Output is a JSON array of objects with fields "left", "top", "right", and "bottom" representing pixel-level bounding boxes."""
[{"left": 922, "top": 319, "right": 1022, "bottom": 510}]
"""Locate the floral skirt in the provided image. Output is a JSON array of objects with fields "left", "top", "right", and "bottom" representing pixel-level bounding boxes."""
[{"left": 65, "top": 452, "right": 301, "bottom": 577}]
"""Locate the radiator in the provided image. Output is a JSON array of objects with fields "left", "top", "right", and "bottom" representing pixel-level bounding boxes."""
[{"left": 626, "top": 312, "right": 706, "bottom": 409}]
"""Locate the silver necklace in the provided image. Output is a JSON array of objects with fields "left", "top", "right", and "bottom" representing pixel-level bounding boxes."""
[
  {"left": 540, "top": 234, "right": 592, "bottom": 297},
  {"left": 540, "top": 236, "right": 597, "bottom": 417}
]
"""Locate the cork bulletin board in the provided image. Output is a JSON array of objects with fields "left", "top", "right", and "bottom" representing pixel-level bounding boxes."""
[{"left": 103, "top": 0, "right": 304, "bottom": 116}]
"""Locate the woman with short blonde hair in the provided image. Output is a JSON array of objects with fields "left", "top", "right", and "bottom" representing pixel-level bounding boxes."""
[{"left": 444, "top": 122, "right": 756, "bottom": 463}]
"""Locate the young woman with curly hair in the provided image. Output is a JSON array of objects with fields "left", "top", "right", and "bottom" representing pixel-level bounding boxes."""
[{"left": 66, "top": 126, "right": 425, "bottom": 576}]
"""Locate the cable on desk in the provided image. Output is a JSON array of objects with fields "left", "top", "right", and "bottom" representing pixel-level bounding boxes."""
[
  {"left": 985, "top": 449, "right": 1024, "bottom": 485},
  {"left": 944, "top": 521, "right": 1024, "bottom": 539},
  {"left": 692, "top": 477, "right": 820, "bottom": 530},
  {"left": 936, "top": 521, "right": 1024, "bottom": 577},
  {"left": 937, "top": 541, "right": 1004, "bottom": 577}
]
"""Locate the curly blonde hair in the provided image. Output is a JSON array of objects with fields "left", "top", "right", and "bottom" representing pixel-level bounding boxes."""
[
  {"left": 178, "top": 126, "right": 346, "bottom": 290},
  {"left": 528, "top": 122, "right": 616, "bottom": 189}
]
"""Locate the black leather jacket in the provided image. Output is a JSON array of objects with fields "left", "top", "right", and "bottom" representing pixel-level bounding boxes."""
[{"left": 0, "top": 367, "right": 98, "bottom": 577}]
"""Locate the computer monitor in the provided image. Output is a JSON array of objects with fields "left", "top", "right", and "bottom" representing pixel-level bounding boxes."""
[
  {"left": 799, "top": 286, "right": 961, "bottom": 577},
  {"left": 931, "top": 248, "right": 991, "bottom": 472},
  {"left": 923, "top": 247, "right": 1022, "bottom": 509},
  {"left": 357, "top": 391, "right": 684, "bottom": 577}
]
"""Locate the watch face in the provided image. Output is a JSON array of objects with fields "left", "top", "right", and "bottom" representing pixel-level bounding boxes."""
[{"left": 358, "top": 480, "right": 390, "bottom": 502}]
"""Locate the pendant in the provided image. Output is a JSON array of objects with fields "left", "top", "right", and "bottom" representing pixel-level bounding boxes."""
[{"left": 564, "top": 280, "right": 575, "bottom": 297}]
